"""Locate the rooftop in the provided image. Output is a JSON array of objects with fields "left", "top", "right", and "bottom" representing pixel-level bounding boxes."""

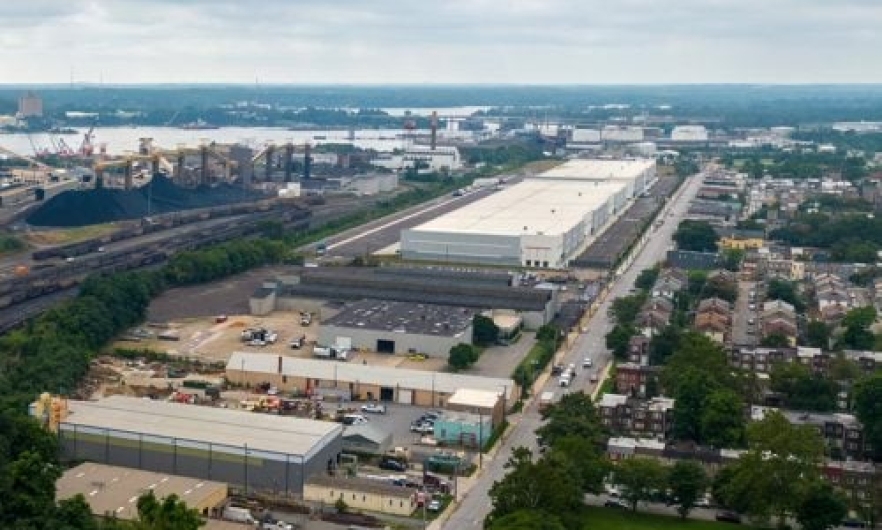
[
  {"left": 534, "top": 158, "right": 655, "bottom": 182},
  {"left": 228, "top": 352, "right": 517, "bottom": 402},
  {"left": 62, "top": 395, "right": 341, "bottom": 458},
  {"left": 56, "top": 463, "right": 226, "bottom": 520},
  {"left": 447, "top": 388, "right": 501, "bottom": 409},
  {"left": 408, "top": 179, "right": 627, "bottom": 237},
  {"left": 323, "top": 299, "right": 474, "bottom": 337}
]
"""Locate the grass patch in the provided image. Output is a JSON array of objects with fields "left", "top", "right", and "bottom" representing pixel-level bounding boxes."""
[
  {"left": 0, "top": 234, "right": 26, "bottom": 255},
  {"left": 483, "top": 419, "right": 509, "bottom": 452},
  {"left": 26, "top": 223, "right": 118, "bottom": 245},
  {"left": 594, "top": 362, "right": 617, "bottom": 400},
  {"left": 577, "top": 506, "right": 760, "bottom": 530}
]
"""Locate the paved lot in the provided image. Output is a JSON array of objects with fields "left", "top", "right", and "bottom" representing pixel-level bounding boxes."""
[{"left": 469, "top": 332, "right": 535, "bottom": 379}]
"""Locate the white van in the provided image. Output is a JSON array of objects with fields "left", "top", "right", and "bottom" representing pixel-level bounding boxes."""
[{"left": 222, "top": 506, "right": 255, "bottom": 524}]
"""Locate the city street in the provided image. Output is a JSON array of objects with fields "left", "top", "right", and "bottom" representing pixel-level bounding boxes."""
[{"left": 438, "top": 169, "right": 707, "bottom": 530}]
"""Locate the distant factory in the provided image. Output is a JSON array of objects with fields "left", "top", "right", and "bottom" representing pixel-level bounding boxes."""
[{"left": 400, "top": 159, "right": 656, "bottom": 269}]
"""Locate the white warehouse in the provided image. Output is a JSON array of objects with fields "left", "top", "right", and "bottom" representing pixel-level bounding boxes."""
[{"left": 401, "top": 159, "right": 656, "bottom": 269}]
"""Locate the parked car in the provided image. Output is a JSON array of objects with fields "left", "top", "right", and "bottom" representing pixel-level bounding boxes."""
[
  {"left": 427, "top": 499, "right": 442, "bottom": 512},
  {"left": 379, "top": 458, "right": 407, "bottom": 472},
  {"left": 715, "top": 511, "right": 742, "bottom": 524},
  {"left": 410, "top": 422, "right": 434, "bottom": 434},
  {"left": 604, "top": 499, "right": 628, "bottom": 509},
  {"left": 582, "top": 357, "right": 593, "bottom": 368},
  {"left": 289, "top": 334, "right": 305, "bottom": 349},
  {"left": 341, "top": 414, "right": 368, "bottom": 425},
  {"left": 361, "top": 403, "right": 387, "bottom": 414}
]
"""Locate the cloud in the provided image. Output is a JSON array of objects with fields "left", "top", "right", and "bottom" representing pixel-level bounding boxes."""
[{"left": 0, "top": 0, "right": 880, "bottom": 83}]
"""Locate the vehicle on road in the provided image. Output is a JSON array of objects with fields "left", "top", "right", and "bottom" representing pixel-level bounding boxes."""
[
  {"left": 379, "top": 458, "right": 407, "bottom": 472},
  {"left": 583, "top": 357, "right": 593, "bottom": 368},
  {"left": 604, "top": 499, "right": 629, "bottom": 509},
  {"left": 361, "top": 403, "right": 387, "bottom": 414},
  {"left": 589, "top": 373, "right": 599, "bottom": 383},
  {"left": 551, "top": 363, "right": 564, "bottom": 376},
  {"left": 715, "top": 511, "right": 742, "bottom": 524},
  {"left": 558, "top": 375, "right": 571, "bottom": 387},
  {"left": 539, "top": 391, "right": 555, "bottom": 411}
]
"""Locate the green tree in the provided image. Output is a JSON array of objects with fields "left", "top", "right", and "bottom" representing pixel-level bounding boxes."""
[
  {"left": 805, "top": 320, "right": 831, "bottom": 349},
  {"left": 853, "top": 372, "right": 882, "bottom": 460},
  {"left": 537, "top": 392, "right": 605, "bottom": 448},
  {"left": 668, "top": 460, "right": 708, "bottom": 519},
  {"left": 610, "top": 293, "right": 647, "bottom": 326},
  {"left": 54, "top": 494, "right": 99, "bottom": 530},
  {"left": 136, "top": 490, "right": 205, "bottom": 530},
  {"left": 613, "top": 457, "right": 668, "bottom": 511},
  {"left": 634, "top": 266, "right": 660, "bottom": 291},
  {"left": 673, "top": 220, "right": 718, "bottom": 252},
  {"left": 839, "top": 307, "right": 878, "bottom": 350},
  {"left": 648, "top": 325, "right": 681, "bottom": 366},
  {"left": 671, "top": 370, "right": 713, "bottom": 442},
  {"left": 535, "top": 324, "right": 560, "bottom": 345},
  {"left": 720, "top": 410, "right": 824, "bottom": 526},
  {"left": 721, "top": 248, "right": 745, "bottom": 272},
  {"left": 760, "top": 332, "right": 791, "bottom": 348},
  {"left": 486, "top": 448, "right": 582, "bottom": 526},
  {"left": 485, "top": 509, "right": 565, "bottom": 530},
  {"left": 795, "top": 482, "right": 847, "bottom": 530},
  {"left": 448, "top": 343, "right": 479, "bottom": 371},
  {"left": 605, "top": 324, "right": 635, "bottom": 360},
  {"left": 767, "top": 279, "right": 805, "bottom": 312},
  {"left": 700, "top": 389, "right": 746, "bottom": 448},
  {"left": 473, "top": 315, "right": 500, "bottom": 347},
  {"left": 769, "top": 362, "right": 837, "bottom": 412},
  {"left": 549, "top": 436, "right": 610, "bottom": 494}
]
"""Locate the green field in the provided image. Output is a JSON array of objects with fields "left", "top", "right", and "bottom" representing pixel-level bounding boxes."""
[{"left": 578, "top": 507, "right": 759, "bottom": 530}]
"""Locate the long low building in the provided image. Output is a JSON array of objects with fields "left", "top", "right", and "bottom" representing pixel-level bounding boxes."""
[
  {"left": 58, "top": 395, "right": 343, "bottom": 495},
  {"left": 226, "top": 352, "right": 517, "bottom": 408},
  {"left": 57, "top": 463, "right": 228, "bottom": 520},
  {"left": 401, "top": 159, "right": 656, "bottom": 268}
]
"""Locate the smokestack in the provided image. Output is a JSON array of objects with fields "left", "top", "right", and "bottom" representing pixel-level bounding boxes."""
[
  {"left": 278, "top": 355, "right": 283, "bottom": 374},
  {"left": 304, "top": 143, "right": 312, "bottom": 180},
  {"left": 430, "top": 111, "right": 438, "bottom": 151}
]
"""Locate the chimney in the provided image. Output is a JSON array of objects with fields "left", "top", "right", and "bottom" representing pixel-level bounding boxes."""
[
  {"left": 430, "top": 111, "right": 438, "bottom": 151},
  {"left": 278, "top": 355, "right": 283, "bottom": 374},
  {"left": 303, "top": 143, "right": 312, "bottom": 180}
]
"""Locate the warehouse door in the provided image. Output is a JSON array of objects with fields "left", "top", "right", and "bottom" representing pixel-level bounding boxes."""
[
  {"left": 397, "top": 389, "right": 413, "bottom": 405},
  {"left": 380, "top": 387, "right": 395, "bottom": 401},
  {"left": 376, "top": 339, "right": 395, "bottom": 354}
]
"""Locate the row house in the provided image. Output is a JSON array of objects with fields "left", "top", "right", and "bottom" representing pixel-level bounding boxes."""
[
  {"left": 651, "top": 269, "right": 687, "bottom": 300},
  {"left": 842, "top": 350, "right": 882, "bottom": 374},
  {"left": 761, "top": 299, "right": 798, "bottom": 345},
  {"left": 637, "top": 296, "right": 675, "bottom": 338},
  {"left": 753, "top": 406, "right": 870, "bottom": 460},
  {"left": 599, "top": 394, "right": 675, "bottom": 439},
  {"left": 762, "top": 258, "right": 806, "bottom": 281},
  {"left": 615, "top": 363, "right": 661, "bottom": 398},
  {"left": 823, "top": 460, "right": 878, "bottom": 506},
  {"left": 729, "top": 347, "right": 797, "bottom": 374},
  {"left": 627, "top": 335, "right": 650, "bottom": 365},
  {"left": 695, "top": 297, "right": 733, "bottom": 343}
]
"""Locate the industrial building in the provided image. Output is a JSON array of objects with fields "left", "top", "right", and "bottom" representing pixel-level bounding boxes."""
[
  {"left": 400, "top": 159, "right": 656, "bottom": 268},
  {"left": 249, "top": 266, "right": 557, "bottom": 329},
  {"left": 371, "top": 146, "right": 462, "bottom": 172},
  {"left": 304, "top": 475, "right": 416, "bottom": 517},
  {"left": 318, "top": 300, "right": 475, "bottom": 357},
  {"left": 58, "top": 396, "right": 343, "bottom": 495},
  {"left": 226, "top": 352, "right": 517, "bottom": 408},
  {"left": 671, "top": 125, "right": 709, "bottom": 142},
  {"left": 56, "top": 463, "right": 228, "bottom": 520}
]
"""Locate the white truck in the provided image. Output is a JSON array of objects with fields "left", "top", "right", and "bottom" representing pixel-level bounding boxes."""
[
  {"left": 314, "top": 345, "right": 348, "bottom": 361},
  {"left": 539, "top": 391, "right": 555, "bottom": 411},
  {"left": 222, "top": 506, "right": 256, "bottom": 524}
]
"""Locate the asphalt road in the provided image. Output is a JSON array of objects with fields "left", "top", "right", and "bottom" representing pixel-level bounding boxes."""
[
  {"left": 438, "top": 169, "right": 708, "bottom": 530},
  {"left": 732, "top": 280, "right": 759, "bottom": 346}
]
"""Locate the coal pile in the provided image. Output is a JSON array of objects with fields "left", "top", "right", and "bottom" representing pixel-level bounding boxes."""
[{"left": 27, "top": 176, "right": 268, "bottom": 227}]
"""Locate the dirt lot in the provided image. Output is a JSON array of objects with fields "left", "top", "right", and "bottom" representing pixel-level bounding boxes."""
[{"left": 147, "top": 266, "right": 291, "bottom": 322}]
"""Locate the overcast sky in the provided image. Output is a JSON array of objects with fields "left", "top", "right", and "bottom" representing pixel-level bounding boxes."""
[{"left": 2, "top": 0, "right": 881, "bottom": 84}]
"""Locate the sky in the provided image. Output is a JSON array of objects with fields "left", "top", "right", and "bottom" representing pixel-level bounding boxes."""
[{"left": 2, "top": 0, "right": 882, "bottom": 84}]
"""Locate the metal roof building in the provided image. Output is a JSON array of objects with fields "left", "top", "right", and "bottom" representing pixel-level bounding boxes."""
[
  {"left": 226, "top": 352, "right": 517, "bottom": 408},
  {"left": 401, "top": 159, "right": 656, "bottom": 269},
  {"left": 59, "top": 396, "right": 343, "bottom": 495},
  {"left": 57, "top": 463, "right": 228, "bottom": 520}
]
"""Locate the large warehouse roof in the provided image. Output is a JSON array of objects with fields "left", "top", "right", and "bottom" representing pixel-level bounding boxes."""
[
  {"left": 536, "top": 159, "right": 655, "bottom": 181},
  {"left": 63, "top": 395, "right": 341, "bottom": 458},
  {"left": 57, "top": 463, "right": 227, "bottom": 520},
  {"left": 324, "top": 299, "right": 475, "bottom": 336},
  {"left": 409, "top": 179, "right": 626, "bottom": 237},
  {"left": 228, "top": 352, "right": 517, "bottom": 402}
]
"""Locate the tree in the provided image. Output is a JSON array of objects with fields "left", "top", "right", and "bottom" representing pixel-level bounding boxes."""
[
  {"left": 473, "top": 315, "right": 499, "bottom": 347},
  {"left": 769, "top": 362, "right": 837, "bottom": 412},
  {"left": 613, "top": 457, "right": 668, "bottom": 511},
  {"left": 535, "top": 324, "right": 560, "bottom": 345},
  {"left": 795, "top": 482, "right": 847, "bottom": 530},
  {"left": 136, "top": 490, "right": 205, "bottom": 530},
  {"left": 662, "top": 332, "right": 734, "bottom": 397},
  {"left": 760, "top": 332, "right": 790, "bottom": 348},
  {"left": 671, "top": 369, "right": 713, "bottom": 442},
  {"left": 700, "top": 389, "right": 746, "bottom": 448},
  {"left": 54, "top": 494, "right": 99, "bottom": 530},
  {"left": 485, "top": 510, "right": 565, "bottom": 530},
  {"left": 634, "top": 266, "right": 660, "bottom": 291},
  {"left": 721, "top": 248, "right": 745, "bottom": 272},
  {"left": 648, "top": 324, "right": 681, "bottom": 365},
  {"left": 668, "top": 460, "right": 708, "bottom": 519},
  {"left": 673, "top": 220, "right": 718, "bottom": 252},
  {"left": 549, "top": 436, "right": 610, "bottom": 494},
  {"left": 605, "top": 324, "right": 635, "bottom": 360},
  {"left": 610, "top": 293, "right": 647, "bottom": 326},
  {"left": 448, "top": 343, "right": 479, "bottom": 371},
  {"left": 537, "top": 392, "right": 605, "bottom": 448},
  {"left": 486, "top": 448, "right": 582, "bottom": 526},
  {"left": 839, "top": 307, "right": 878, "bottom": 350},
  {"left": 854, "top": 372, "right": 882, "bottom": 460},
  {"left": 804, "top": 320, "right": 831, "bottom": 349},
  {"left": 720, "top": 410, "right": 824, "bottom": 526},
  {"left": 767, "top": 279, "right": 805, "bottom": 312}
]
